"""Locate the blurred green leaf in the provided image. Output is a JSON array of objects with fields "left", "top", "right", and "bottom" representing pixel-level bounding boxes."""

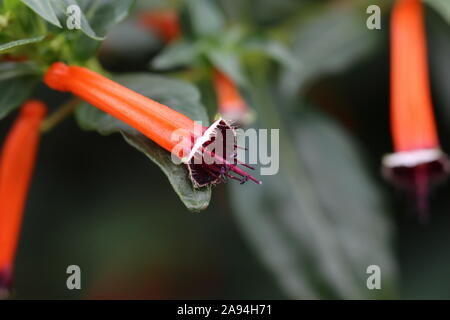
[
  {"left": 20, "top": 0, "right": 134, "bottom": 41},
  {"left": 0, "top": 61, "right": 39, "bottom": 119},
  {"left": 0, "top": 35, "right": 45, "bottom": 52},
  {"left": 52, "top": 0, "right": 102, "bottom": 40},
  {"left": 20, "top": 0, "right": 62, "bottom": 28},
  {"left": 185, "top": 0, "right": 225, "bottom": 37},
  {"left": 207, "top": 48, "right": 247, "bottom": 86},
  {"left": 280, "top": 3, "right": 379, "bottom": 98},
  {"left": 219, "top": 0, "right": 302, "bottom": 25},
  {"left": 251, "top": 0, "right": 304, "bottom": 25},
  {"left": 122, "top": 132, "right": 211, "bottom": 213},
  {"left": 230, "top": 110, "right": 397, "bottom": 299},
  {"left": 151, "top": 39, "right": 198, "bottom": 70},
  {"left": 77, "top": 0, "right": 135, "bottom": 38},
  {"left": 293, "top": 112, "right": 397, "bottom": 298},
  {"left": 68, "top": 0, "right": 136, "bottom": 60},
  {"left": 243, "top": 37, "right": 300, "bottom": 72},
  {"left": 426, "top": 0, "right": 450, "bottom": 25},
  {"left": 75, "top": 73, "right": 211, "bottom": 212},
  {"left": 0, "top": 60, "right": 39, "bottom": 80},
  {"left": 152, "top": 33, "right": 249, "bottom": 87}
]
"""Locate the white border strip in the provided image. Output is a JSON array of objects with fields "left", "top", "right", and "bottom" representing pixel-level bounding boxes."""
[
  {"left": 383, "top": 148, "right": 444, "bottom": 168},
  {"left": 182, "top": 118, "right": 224, "bottom": 163}
]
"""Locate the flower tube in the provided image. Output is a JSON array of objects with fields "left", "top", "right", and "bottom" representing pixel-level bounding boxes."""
[
  {"left": 383, "top": 0, "right": 448, "bottom": 214},
  {"left": 44, "top": 62, "right": 260, "bottom": 188},
  {"left": 0, "top": 100, "right": 46, "bottom": 297},
  {"left": 213, "top": 69, "right": 253, "bottom": 126}
]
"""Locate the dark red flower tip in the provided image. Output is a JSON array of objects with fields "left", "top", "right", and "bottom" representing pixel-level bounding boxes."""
[
  {"left": 0, "top": 264, "right": 12, "bottom": 299},
  {"left": 187, "top": 119, "right": 261, "bottom": 188},
  {"left": 383, "top": 149, "right": 450, "bottom": 218}
]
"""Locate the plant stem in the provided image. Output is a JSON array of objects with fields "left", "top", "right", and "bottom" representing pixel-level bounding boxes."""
[{"left": 40, "top": 98, "right": 81, "bottom": 133}]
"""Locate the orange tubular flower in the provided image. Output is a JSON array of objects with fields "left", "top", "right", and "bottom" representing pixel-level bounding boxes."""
[
  {"left": 383, "top": 0, "right": 448, "bottom": 212},
  {"left": 213, "top": 69, "right": 253, "bottom": 126},
  {"left": 44, "top": 62, "right": 260, "bottom": 187},
  {"left": 138, "top": 10, "right": 180, "bottom": 43},
  {"left": 0, "top": 100, "right": 46, "bottom": 297}
]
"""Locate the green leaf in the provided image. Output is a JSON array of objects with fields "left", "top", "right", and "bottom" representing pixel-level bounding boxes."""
[
  {"left": 426, "top": 0, "right": 450, "bottom": 25},
  {"left": 230, "top": 111, "right": 397, "bottom": 299},
  {"left": 244, "top": 38, "right": 300, "bottom": 72},
  {"left": 0, "top": 62, "right": 39, "bottom": 119},
  {"left": 151, "top": 40, "right": 198, "bottom": 70},
  {"left": 74, "top": 0, "right": 135, "bottom": 38},
  {"left": 0, "top": 35, "right": 45, "bottom": 52},
  {"left": 67, "top": 0, "right": 136, "bottom": 60},
  {"left": 20, "top": 0, "right": 100, "bottom": 39},
  {"left": 207, "top": 49, "right": 248, "bottom": 86},
  {"left": 185, "top": 0, "right": 226, "bottom": 37},
  {"left": 51, "top": 0, "right": 103, "bottom": 40},
  {"left": 0, "top": 61, "right": 40, "bottom": 81},
  {"left": 218, "top": 0, "right": 304, "bottom": 25},
  {"left": 20, "top": 0, "right": 134, "bottom": 41},
  {"left": 280, "top": 3, "right": 379, "bottom": 97},
  {"left": 75, "top": 73, "right": 212, "bottom": 212},
  {"left": 20, "top": 0, "right": 62, "bottom": 28},
  {"left": 122, "top": 132, "right": 211, "bottom": 213}
]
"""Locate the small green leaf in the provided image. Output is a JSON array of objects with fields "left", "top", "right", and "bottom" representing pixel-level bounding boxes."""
[
  {"left": 50, "top": 0, "right": 103, "bottom": 40},
  {"left": 185, "top": 0, "right": 226, "bottom": 37},
  {"left": 280, "top": 3, "right": 379, "bottom": 97},
  {"left": 64, "top": 0, "right": 136, "bottom": 40},
  {"left": 20, "top": 0, "right": 134, "bottom": 41},
  {"left": 67, "top": 0, "right": 137, "bottom": 60},
  {"left": 152, "top": 40, "right": 198, "bottom": 70},
  {"left": 20, "top": 0, "right": 101, "bottom": 39},
  {"left": 0, "top": 61, "right": 40, "bottom": 81},
  {"left": 425, "top": 0, "right": 450, "bottom": 25},
  {"left": 85, "top": 0, "right": 136, "bottom": 36},
  {"left": 75, "top": 73, "right": 212, "bottom": 212},
  {"left": 122, "top": 132, "right": 211, "bottom": 213},
  {"left": 218, "top": 0, "right": 303, "bottom": 25},
  {"left": 207, "top": 49, "right": 248, "bottom": 86},
  {"left": 0, "top": 35, "right": 45, "bottom": 52},
  {"left": 244, "top": 38, "right": 300, "bottom": 72},
  {"left": 0, "top": 62, "right": 39, "bottom": 119},
  {"left": 20, "top": 0, "right": 62, "bottom": 28}
]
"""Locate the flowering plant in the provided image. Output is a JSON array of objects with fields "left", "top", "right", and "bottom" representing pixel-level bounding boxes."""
[{"left": 1, "top": 0, "right": 450, "bottom": 300}]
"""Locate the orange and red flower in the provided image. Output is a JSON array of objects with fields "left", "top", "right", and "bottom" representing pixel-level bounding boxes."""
[
  {"left": 383, "top": 0, "right": 449, "bottom": 213},
  {"left": 44, "top": 62, "right": 260, "bottom": 187},
  {"left": 0, "top": 100, "right": 46, "bottom": 297}
]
